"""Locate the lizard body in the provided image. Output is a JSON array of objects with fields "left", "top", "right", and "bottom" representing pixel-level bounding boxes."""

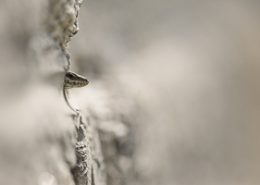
[{"left": 63, "top": 71, "right": 89, "bottom": 113}]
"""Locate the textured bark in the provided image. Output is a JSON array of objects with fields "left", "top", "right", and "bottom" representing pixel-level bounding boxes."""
[{"left": 0, "top": 1, "right": 135, "bottom": 185}]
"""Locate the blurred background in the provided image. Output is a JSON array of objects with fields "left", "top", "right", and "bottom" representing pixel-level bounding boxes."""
[
  {"left": 0, "top": 0, "right": 260, "bottom": 185},
  {"left": 70, "top": 0, "right": 260, "bottom": 185}
]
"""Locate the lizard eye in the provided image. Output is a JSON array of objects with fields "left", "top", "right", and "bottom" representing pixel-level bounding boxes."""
[{"left": 66, "top": 72, "right": 75, "bottom": 79}]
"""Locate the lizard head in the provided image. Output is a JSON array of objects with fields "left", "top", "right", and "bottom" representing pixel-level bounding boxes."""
[{"left": 64, "top": 71, "right": 89, "bottom": 89}]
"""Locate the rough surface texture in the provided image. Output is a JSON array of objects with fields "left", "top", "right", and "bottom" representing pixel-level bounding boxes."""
[{"left": 0, "top": 0, "right": 135, "bottom": 185}]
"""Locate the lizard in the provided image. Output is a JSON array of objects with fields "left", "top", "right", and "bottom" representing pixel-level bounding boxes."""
[
  {"left": 64, "top": 71, "right": 104, "bottom": 184},
  {"left": 63, "top": 71, "right": 89, "bottom": 113}
]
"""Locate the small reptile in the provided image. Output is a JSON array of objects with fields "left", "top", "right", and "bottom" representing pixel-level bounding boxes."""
[{"left": 63, "top": 71, "right": 89, "bottom": 113}]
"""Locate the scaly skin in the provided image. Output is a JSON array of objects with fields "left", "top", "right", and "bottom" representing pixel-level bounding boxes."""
[{"left": 63, "top": 71, "right": 89, "bottom": 113}]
